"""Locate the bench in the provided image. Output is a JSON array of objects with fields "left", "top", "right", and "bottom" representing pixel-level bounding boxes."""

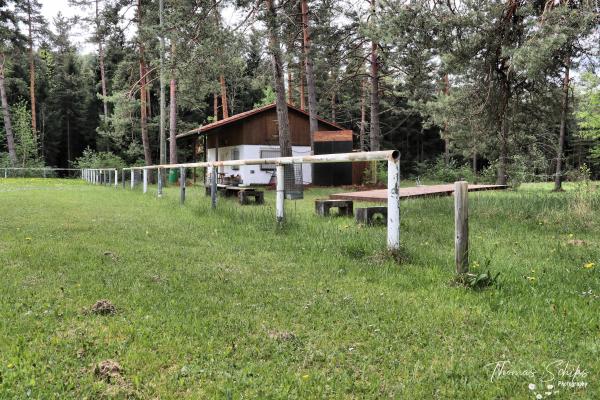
[
  {"left": 315, "top": 199, "right": 354, "bottom": 217},
  {"left": 238, "top": 190, "right": 264, "bottom": 205},
  {"left": 355, "top": 206, "right": 387, "bottom": 225}
]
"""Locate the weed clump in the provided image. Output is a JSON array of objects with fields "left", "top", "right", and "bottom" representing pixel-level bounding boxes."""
[
  {"left": 452, "top": 271, "right": 500, "bottom": 290},
  {"left": 94, "top": 359, "right": 123, "bottom": 383},
  {"left": 90, "top": 299, "right": 116, "bottom": 315}
]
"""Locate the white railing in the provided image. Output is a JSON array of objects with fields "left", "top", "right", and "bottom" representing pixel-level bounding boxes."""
[
  {"left": 82, "top": 168, "right": 119, "bottom": 187},
  {"left": 86, "top": 150, "right": 401, "bottom": 250}
]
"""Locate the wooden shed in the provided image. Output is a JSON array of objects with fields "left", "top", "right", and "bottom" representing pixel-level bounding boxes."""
[{"left": 176, "top": 103, "right": 349, "bottom": 185}]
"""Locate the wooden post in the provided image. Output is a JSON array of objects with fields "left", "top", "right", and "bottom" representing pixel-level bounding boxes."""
[
  {"left": 130, "top": 169, "right": 135, "bottom": 189},
  {"left": 387, "top": 157, "right": 400, "bottom": 251},
  {"left": 454, "top": 181, "right": 469, "bottom": 274},
  {"left": 143, "top": 169, "right": 148, "bottom": 193},
  {"left": 211, "top": 165, "right": 217, "bottom": 209},
  {"left": 157, "top": 168, "right": 163, "bottom": 197},
  {"left": 276, "top": 164, "right": 285, "bottom": 224},
  {"left": 180, "top": 166, "right": 186, "bottom": 205}
]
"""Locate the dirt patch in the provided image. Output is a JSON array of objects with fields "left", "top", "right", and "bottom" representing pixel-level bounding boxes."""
[
  {"left": 268, "top": 330, "right": 296, "bottom": 341},
  {"left": 94, "top": 359, "right": 123, "bottom": 383},
  {"left": 567, "top": 239, "right": 587, "bottom": 246},
  {"left": 90, "top": 299, "right": 116, "bottom": 315},
  {"left": 102, "top": 251, "right": 119, "bottom": 262}
]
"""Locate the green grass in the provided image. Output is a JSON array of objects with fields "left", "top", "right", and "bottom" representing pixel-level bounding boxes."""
[{"left": 0, "top": 178, "right": 599, "bottom": 399}]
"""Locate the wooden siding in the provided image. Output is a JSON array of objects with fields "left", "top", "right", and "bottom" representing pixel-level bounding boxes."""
[{"left": 206, "top": 107, "right": 342, "bottom": 148}]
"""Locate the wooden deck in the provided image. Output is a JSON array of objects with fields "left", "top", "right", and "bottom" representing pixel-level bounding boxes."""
[{"left": 329, "top": 184, "right": 508, "bottom": 203}]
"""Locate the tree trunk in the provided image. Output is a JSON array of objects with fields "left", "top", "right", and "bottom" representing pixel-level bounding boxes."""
[
  {"left": 96, "top": 0, "right": 108, "bottom": 122},
  {"left": 266, "top": 0, "right": 292, "bottom": 157},
  {"left": 359, "top": 79, "right": 367, "bottom": 151},
  {"left": 0, "top": 55, "right": 17, "bottom": 166},
  {"left": 169, "top": 41, "right": 177, "bottom": 165},
  {"left": 496, "top": 83, "right": 509, "bottom": 186},
  {"left": 137, "top": 0, "right": 152, "bottom": 166},
  {"left": 220, "top": 73, "right": 228, "bottom": 118},
  {"left": 301, "top": 0, "right": 317, "bottom": 153},
  {"left": 369, "top": 0, "right": 380, "bottom": 152},
  {"left": 299, "top": 58, "right": 305, "bottom": 110},
  {"left": 287, "top": 65, "right": 293, "bottom": 105},
  {"left": 27, "top": 5, "right": 37, "bottom": 142},
  {"left": 158, "top": 0, "right": 167, "bottom": 166},
  {"left": 443, "top": 74, "right": 450, "bottom": 165},
  {"left": 330, "top": 91, "right": 335, "bottom": 122},
  {"left": 554, "top": 56, "right": 570, "bottom": 191},
  {"left": 213, "top": 92, "right": 219, "bottom": 121}
]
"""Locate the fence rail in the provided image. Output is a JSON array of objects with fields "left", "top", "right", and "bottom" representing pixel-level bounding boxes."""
[{"left": 83, "top": 150, "right": 401, "bottom": 251}]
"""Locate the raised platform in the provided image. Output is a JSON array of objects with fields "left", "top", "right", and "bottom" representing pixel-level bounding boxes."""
[{"left": 329, "top": 184, "right": 508, "bottom": 203}]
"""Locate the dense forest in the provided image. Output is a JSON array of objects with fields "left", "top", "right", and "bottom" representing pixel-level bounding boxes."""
[{"left": 0, "top": 0, "right": 599, "bottom": 187}]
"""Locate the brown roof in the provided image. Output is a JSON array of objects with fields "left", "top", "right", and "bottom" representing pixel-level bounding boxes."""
[
  {"left": 314, "top": 130, "right": 353, "bottom": 142},
  {"left": 176, "top": 103, "right": 344, "bottom": 140}
]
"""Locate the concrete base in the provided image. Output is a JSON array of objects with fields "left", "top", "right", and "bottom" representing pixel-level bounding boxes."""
[
  {"left": 315, "top": 199, "right": 354, "bottom": 217},
  {"left": 355, "top": 207, "right": 387, "bottom": 225}
]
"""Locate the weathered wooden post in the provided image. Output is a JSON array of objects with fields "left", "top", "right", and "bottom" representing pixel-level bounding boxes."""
[
  {"left": 210, "top": 166, "right": 217, "bottom": 209},
  {"left": 276, "top": 164, "right": 285, "bottom": 224},
  {"left": 143, "top": 169, "right": 148, "bottom": 193},
  {"left": 180, "top": 167, "right": 186, "bottom": 205},
  {"left": 130, "top": 169, "right": 135, "bottom": 189},
  {"left": 387, "top": 156, "right": 401, "bottom": 251},
  {"left": 454, "top": 181, "right": 469, "bottom": 274},
  {"left": 157, "top": 168, "right": 163, "bottom": 197}
]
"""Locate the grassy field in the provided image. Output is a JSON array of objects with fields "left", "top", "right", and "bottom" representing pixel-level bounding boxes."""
[{"left": 0, "top": 178, "right": 599, "bottom": 399}]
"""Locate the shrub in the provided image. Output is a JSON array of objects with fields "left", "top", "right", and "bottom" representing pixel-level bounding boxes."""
[
  {"left": 418, "top": 157, "right": 475, "bottom": 183},
  {"left": 73, "top": 148, "right": 126, "bottom": 169}
]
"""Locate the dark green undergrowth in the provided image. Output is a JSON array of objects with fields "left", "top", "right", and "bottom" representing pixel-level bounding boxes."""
[{"left": 0, "top": 179, "right": 598, "bottom": 399}]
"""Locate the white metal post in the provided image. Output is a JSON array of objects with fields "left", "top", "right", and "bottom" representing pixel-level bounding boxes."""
[
  {"left": 454, "top": 181, "right": 469, "bottom": 274},
  {"left": 130, "top": 169, "right": 135, "bottom": 189},
  {"left": 4, "top": 168, "right": 7, "bottom": 178},
  {"left": 157, "top": 168, "right": 163, "bottom": 197},
  {"left": 211, "top": 166, "right": 217, "bottom": 209},
  {"left": 276, "top": 164, "right": 285, "bottom": 224},
  {"left": 143, "top": 169, "right": 148, "bottom": 193},
  {"left": 122, "top": 170, "right": 126, "bottom": 189},
  {"left": 387, "top": 158, "right": 401, "bottom": 251},
  {"left": 180, "top": 167, "right": 186, "bottom": 205},
  {"left": 114, "top": 169, "right": 118, "bottom": 187}
]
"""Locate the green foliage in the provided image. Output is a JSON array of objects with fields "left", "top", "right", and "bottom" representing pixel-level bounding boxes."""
[
  {"left": 73, "top": 147, "right": 125, "bottom": 169},
  {"left": 11, "top": 101, "right": 40, "bottom": 167},
  {"left": 576, "top": 72, "right": 600, "bottom": 165},
  {"left": 417, "top": 157, "right": 474, "bottom": 183},
  {"left": 253, "top": 86, "right": 276, "bottom": 108}
]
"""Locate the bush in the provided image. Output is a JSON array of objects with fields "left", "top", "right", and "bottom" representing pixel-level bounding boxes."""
[
  {"left": 418, "top": 157, "right": 475, "bottom": 183},
  {"left": 73, "top": 148, "right": 126, "bottom": 169}
]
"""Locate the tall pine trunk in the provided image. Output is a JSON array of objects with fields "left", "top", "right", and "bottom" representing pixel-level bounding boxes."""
[
  {"left": 158, "top": 0, "right": 167, "bottom": 166},
  {"left": 27, "top": 4, "right": 37, "bottom": 142},
  {"left": 137, "top": 0, "right": 152, "bottom": 166},
  {"left": 169, "top": 41, "right": 177, "bottom": 165},
  {"left": 554, "top": 56, "right": 570, "bottom": 191},
  {"left": 96, "top": 0, "right": 108, "bottom": 122},
  {"left": 443, "top": 74, "right": 450, "bottom": 164},
  {"left": 0, "top": 55, "right": 17, "bottom": 166},
  {"left": 220, "top": 74, "right": 228, "bottom": 118},
  {"left": 369, "top": 0, "right": 380, "bottom": 152},
  {"left": 299, "top": 57, "right": 305, "bottom": 110},
  {"left": 300, "top": 0, "right": 317, "bottom": 153},
  {"left": 359, "top": 79, "right": 367, "bottom": 151},
  {"left": 213, "top": 93, "right": 219, "bottom": 121},
  {"left": 266, "top": 0, "right": 292, "bottom": 157}
]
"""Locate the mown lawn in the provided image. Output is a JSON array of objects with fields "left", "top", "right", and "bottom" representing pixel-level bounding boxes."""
[{"left": 0, "top": 178, "right": 598, "bottom": 399}]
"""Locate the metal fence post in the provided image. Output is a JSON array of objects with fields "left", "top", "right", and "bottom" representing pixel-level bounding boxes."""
[
  {"left": 143, "top": 169, "right": 148, "bottom": 193},
  {"left": 276, "top": 164, "right": 285, "bottom": 224},
  {"left": 454, "top": 181, "right": 469, "bottom": 274},
  {"left": 130, "top": 169, "right": 135, "bottom": 189},
  {"left": 180, "top": 167, "right": 186, "bottom": 205},
  {"left": 4, "top": 168, "right": 7, "bottom": 178},
  {"left": 387, "top": 157, "right": 401, "bottom": 251},
  {"left": 114, "top": 169, "right": 118, "bottom": 188},
  {"left": 122, "top": 170, "right": 126, "bottom": 189},
  {"left": 157, "top": 168, "right": 163, "bottom": 197},
  {"left": 211, "top": 166, "right": 217, "bottom": 209}
]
